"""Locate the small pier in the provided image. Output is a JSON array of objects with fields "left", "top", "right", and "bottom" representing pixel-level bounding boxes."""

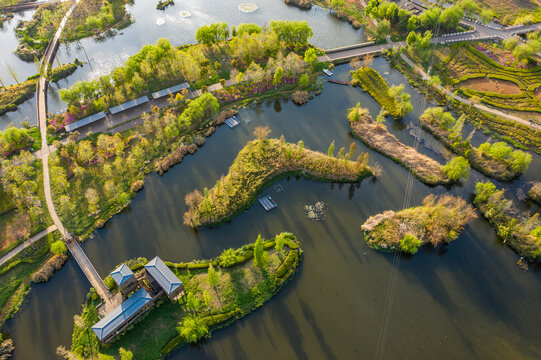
[
  {"left": 258, "top": 195, "right": 277, "bottom": 211},
  {"left": 225, "top": 116, "right": 240, "bottom": 128},
  {"left": 327, "top": 79, "right": 350, "bottom": 86}
]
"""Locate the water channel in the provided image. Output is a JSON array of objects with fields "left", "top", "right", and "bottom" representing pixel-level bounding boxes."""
[{"left": 2, "top": 1, "right": 541, "bottom": 359}]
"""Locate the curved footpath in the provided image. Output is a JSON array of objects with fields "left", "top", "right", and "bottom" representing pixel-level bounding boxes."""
[{"left": 36, "top": 0, "right": 115, "bottom": 308}]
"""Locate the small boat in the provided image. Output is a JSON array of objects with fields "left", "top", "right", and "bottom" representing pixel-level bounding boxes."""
[{"left": 323, "top": 69, "right": 333, "bottom": 76}]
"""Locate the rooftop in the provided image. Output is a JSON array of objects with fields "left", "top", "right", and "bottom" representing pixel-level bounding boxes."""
[
  {"left": 144, "top": 256, "right": 183, "bottom": 295},
  {"left": 92, "top": 288, "right": 152, "bottom": 341},
  {"left": 110, "top": 263, "right": 134, "bottom": 286}
]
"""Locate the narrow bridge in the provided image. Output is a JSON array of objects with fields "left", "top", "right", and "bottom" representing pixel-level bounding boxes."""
[
  {"left": 36, "top": 0, "right": 117, "bottom": 309},
  {"left": 1, "top": 0, "right": 52, "bottom": 13},
  {"left": 320, "top": 21, "right": 541, "bottom": 63}
]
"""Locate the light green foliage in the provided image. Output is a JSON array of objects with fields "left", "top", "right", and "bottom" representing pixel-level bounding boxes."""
[
  {"left": 422, "top": 107, "right": 455, "bottom": 129},
  {"left": 303, "top": 48, "right": 319, "bottom": 68},
  {"left": 474, "top": 181, "right": 541, "bottom": 259},
  {"left": 376, "top": 109, "right": 386, "bottom": 124},
  {"left": 195, "top": 22, "right": 229, "bottom": 45},
  {"left": 253, "top": 234, "right": 268, "bottom": 269},
  {"left": 219, "top": 248, "right": 238, "bottom": 267},
  {"left": 207, "top": 263, "right": 219, "bottom": 289},
  {"left": 50, "top": 240, "right": 67, "bottom": 255},
  {"left": 374, "top": 19, "right": 391, "bottom": 41},
  {"left": 119, "top": 348, "right": 133, "bottom": 360},
  {"left": 275, "top": 233, "right": 286, "bottom": 252},
  {"left": 177, "top": 314, "right": 208, "bottom": 343},
  {"left": 406, "top": 31, "right": 432, "bottom": 63},
  {"left": 478, "top": 142, "right": 531, "bottom": 173},
  {"left": 443, "top": 156, "right": 470, "bottom": 181},
  {"left": 389, "top": 84, "right": 412, "bottom": 117},
  {"left": 179, "top": 93, "right": 219, "bottom": 128},
  {"left": 327, "top": 140, "right": 335, "bottom": 157},
  {"left": 0, "top": 125, "right": 35, "bottom": 156},
  {"left": 399, "top": 234, "right": 421, "bottom": 254},
  {"left": 273, "top": 66, "right": 284, "bottom": 87},
  {"left": 268, "top": 20, "right": 313, "bottom": 44},
  {"left": 512, "top": 32, "right": 541, "bottom": 63},
  {"left": 235, "top": 23, "right": 262, "bottom": 36}
]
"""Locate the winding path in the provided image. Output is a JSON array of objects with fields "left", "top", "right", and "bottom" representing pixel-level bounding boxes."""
[
  {"left": 0, "top": 225, "right": 57, "bottom": 267},
  {"left": 36, "top": 0, "right": 114, "bottom": 306}
]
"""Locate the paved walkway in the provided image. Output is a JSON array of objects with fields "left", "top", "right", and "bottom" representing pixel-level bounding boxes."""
[
  {"left": 36, "top": 0, "right": 113, "bottom": 305},
  {"left": 319, "top": 21, "right": 541, "bottom": 63},
  {"left": 399, "top": 53, "right": 541, "bottom": 131},
  {"left": 0, "top": 225, "right": 57, "bottom": 267}
]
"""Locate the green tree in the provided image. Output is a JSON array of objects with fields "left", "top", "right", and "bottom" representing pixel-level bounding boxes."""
[
  {"left": 327, "top": 140, "right": 335, "bottom": 157},
  {"left": 253, "top": 234, "right": 268, "bottom": 269},
  {"left": 509, "top": 150, "right": 532, "bottom": 173},
  {"left": 443, "top": 156, "right": 470, "bottom": 181},
  {"left": 273, "top": 66, "right": 284, "bottom": 88},
  {"left": 177, "top": 314, "right": 208, "bottom": 343},
  {"left": 219, "top": 248, "right": 238, "bottom": 267},
  {"left": 119, "top": 348, "right": 133, "bottom": 360},
  {"left": 50, "top": 240, "right": 67, "bottom": 255},
  {"left": 268, "top": 20, "right": 313, "bottom": 44},
  {"left": 207, "top": 263, "right": 219, "bottom": 290},
  {"left": 236, "top": 23, "right": 262, "bottom": 36},
  {"left": 374, "top": 19, "right": 391, "bottom": 41},
  {"left": 399, "top": 234, "right": 422, "bottom": 254},
  {"left": 186, "top": 292, "right": 200, "bottom": 314},
  {"left": 275, "top": 233, "right": 286, "bottom": 252},
  {"left": 303, "top": 48, "right": 319, "bottom": 68},
  {"left": 389, "top": 84, "right": 412, "bottom": 117}
]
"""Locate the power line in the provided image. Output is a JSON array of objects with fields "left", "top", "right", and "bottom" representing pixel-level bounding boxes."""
[{"left": 375, "top": 17, "right": 442, "bottom": 360}]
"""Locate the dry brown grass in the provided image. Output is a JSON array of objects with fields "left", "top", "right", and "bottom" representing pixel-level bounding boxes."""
[
  {"left": 348, "top": 107, "right": 450, "bottom": 185},
  {"left": 31, "top": 254, "right": 67, "bottom": 283},
  {"left": 529, "top": 182, "right": 541, "bottom": 204},
  {"left": 362, "top": 194, "right": 477, "bottom": 251},
  {"left": 292, "top": 91, "right": 310, "bottom": 105}
]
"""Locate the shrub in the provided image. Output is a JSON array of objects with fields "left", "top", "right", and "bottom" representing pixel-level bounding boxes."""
[
  {"left": 177, "top": 314, "right": 209, "bottom": 343},
  {"left": 399, "top": 234, "right": 421, "bottom": 254},
  {"left": 443, "top": 156, "right": 470, "bottom": 181},
  {"left": 275, "top": 249, "right": 299, "bottom": 279},
  {"left": 219, "top": 248, "right": 239, "bottom": 267},
  {"left": 50, "top": 240, "right": 67, "bottom": 255},
  {"left": 291, "top": 90, "right": 309, "bottom": 105}
]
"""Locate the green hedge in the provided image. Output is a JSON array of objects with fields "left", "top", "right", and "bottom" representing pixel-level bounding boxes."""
[{"left": 275, "top": 249, "right": 299, "bottom": 279}]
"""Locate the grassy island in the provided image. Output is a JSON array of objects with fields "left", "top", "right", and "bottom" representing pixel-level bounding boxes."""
[
  {"left": 347, "top": 104, "right": 451, "bottom": 185},
  {"left": 474, "top": 181, "right": 541, "bottom": 260},
  {"left": 62, "top": 233, "right": 302, "bottom": 360},
  {"left": 361, "top": 194, "right": 476, "bottom": 254},
  {"left": 184, "top": 135, "right": 373, "bottom": 227},
  {"left": 156, "top": 0, "right": 174, "bottom": 10},
  {"left": 420, "top": 107, "right": 531, "bottom": 180},
  {"left": 15, "top": 0, "right": 131, "bottom": 60},
  {"left": 351, "top": 66, "right": 403, "bottom": 118},
  {"left": 0, "top": 61, "right": 80, "bottom": 115},
  {"left": 529, "top": 182, "right": 541, "bottom": 204}
]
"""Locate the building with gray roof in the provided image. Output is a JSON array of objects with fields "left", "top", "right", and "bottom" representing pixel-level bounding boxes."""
[
  {"left": 110, "top": 264, "right": 137, "bottom": 295},
  {"left": 144, "top": 256, "right": 184, "bottom": 299},
  {"left": 92, "top": 288, "right": 154, "bottom": 343}
]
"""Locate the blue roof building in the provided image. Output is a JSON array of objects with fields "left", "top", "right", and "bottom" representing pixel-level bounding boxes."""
[
  {"left": 92, "top": 288, "right": 153, "bottom": 343},
  {"left": 110, "top": 264, "right": 134, "bottom": 286},
  {"left": 144, "top": 256, "right": 184, "bottom": 299}
]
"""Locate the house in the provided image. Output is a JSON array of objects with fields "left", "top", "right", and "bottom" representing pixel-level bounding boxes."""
[
  {"left": 144, "top": 256, "right": 184, "bottom": 300},
  {"left": 110, "top": 263, "right": 138, "bottom": 295},
  {"left": 91, "top": 288, "right": 155, "bottom": 343}
]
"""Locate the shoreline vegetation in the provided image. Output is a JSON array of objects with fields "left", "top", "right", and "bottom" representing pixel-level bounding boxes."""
[
  {"left": 62, "top": 233, "right": 303, "bottom": 360},
  {"left": 156, "top": 0, "right": 174, "bottom": 10},
  {"left": 184, "top": 135, "right": 373, "bottom": 227},
  {"left": 50, "top": 21, "right": 321, "bottom": 240},
  {"left": 347, "top": 104, "right": 452, "bottom": 185},
  {"left": 361, "top": 194, "right": 476, "bottom": 254},
  {"left": 15, "top": 0, "right": 132, "bottom": 61},
  {"left": 420, "top": 107, "right": 531, "bottom": 180},
  {"left": 529, "top": 182, "right": 541, "bottom": 204},
  {"left": 474, "top": 181, "right": 541, "bottom": 260},
  {"left": 0, "top": 60, "right": 81, "bottom": 116},
  {"left": 351, "top": 66, "right": 403, "bottom": 118}
]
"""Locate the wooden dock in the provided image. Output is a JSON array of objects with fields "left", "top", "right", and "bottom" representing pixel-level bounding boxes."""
[
  {"left": 327, "top": 79, "right": 350, "bottom": 86},
  {"left": 225, "top": 116, "right": 240, "bottom": 128},
  {"left": 258, "top": 195, "right": 277, "bottom": 211}
]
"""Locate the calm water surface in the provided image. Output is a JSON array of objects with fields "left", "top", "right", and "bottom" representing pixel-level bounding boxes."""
[
  {"left": 0, "top": 0, "right": 364, "bottom": 129},
  {"left": 2, "top": 2, "right": 541, "bottom": 360}
]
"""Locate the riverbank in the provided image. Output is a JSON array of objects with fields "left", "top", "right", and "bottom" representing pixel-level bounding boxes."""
[
  {"left": 474, "top": 181, "right": 541, "bottom": 261},
  {"left": 0, "top": 61, "right": 80, "bottom": 116},
  {"left": 347, "top": 104, "right": 450, "bottom": 186},
  {"left": 184, "top": 136, "right": 373, "bottom": 227},
  {"left": 420, "top": 107, "right": 531, "bottom": 181},
  {"left": 361, "top": 194, "right": 476, "bottom": 254},
  {"left": 63, "top": 232, "right": 303, "bottom": 360},
  {"left": 15, "top": 0, "right": 132, "bottom": 61}
]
